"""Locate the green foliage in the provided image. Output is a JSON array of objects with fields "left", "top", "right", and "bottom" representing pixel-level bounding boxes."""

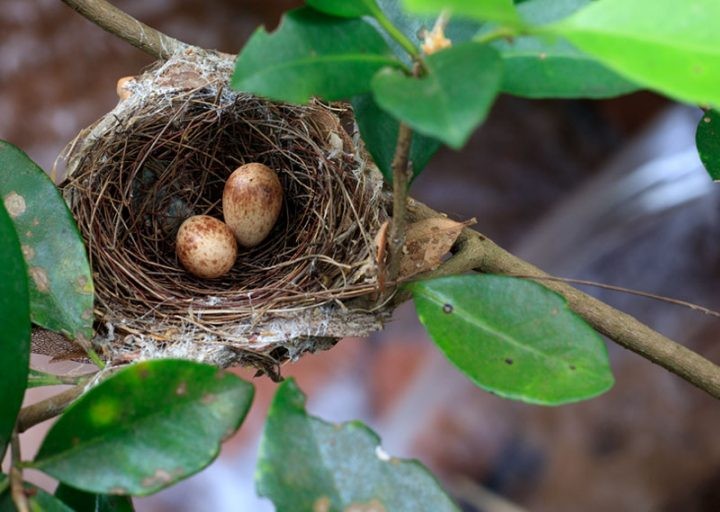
[
  {"left": 0, "top": 202, "right": 30, "bottom": 455},
  {"left": 409, "top": 275, "right": 614, "bottom": 405},
  {"left": 33, "top": 360, "right": 254, "bottom": 496},
  {"left": 0, "top": 484, "right": 74, "bottom": 512},
  {"left": 232, "top": 8, "right": 400, "bottom": 103},
  {"left": 547, "top": 0, "right": 720, "bottom": 107},
  {"left": 56, "top": 484, "right": 135, "bottom": 512},
  {"left": 352, "top": 94, "right": 441, "bottom": 182},
  {"left": 403, "top": 0, "right": 522, "bottom": 25},
  {"left": 256, "top": 379, "right": 459, "bottom": 512},
  {"left": 0, "top": 141, "right": 94, "bottom": 341},
  {"left": 306, "top": 0, "right": 382, "bottom": 18},
  {"left": 491, "top": 0, "right": 638, "bottom": 98},
  {"left": 696, "top": 109, "right": 720, "bottom": 181},
  {"left": 372, "top": 42, "right": 502, "bottom": 148}
]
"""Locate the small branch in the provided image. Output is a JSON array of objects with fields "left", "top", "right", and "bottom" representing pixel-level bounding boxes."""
[
  {"left": 60, "top": 0, "right": 188, "bottom": 59},
  {"left": 386, "top": 123, "right": 414, "bottom": 286},
  {"left": 17, "top": 385, "right": 85, "bottom": 433},
  {"left": 10, "top": 431, "right": 29, "bottom": 512},
  {"left": 408, "top": 199, "right": 720, "bottom": 400}
]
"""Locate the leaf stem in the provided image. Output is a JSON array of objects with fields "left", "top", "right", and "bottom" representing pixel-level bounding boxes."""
[
  {"left": 10, "top": 431, "right": 29, "bottom": 512},
  {"left": 474, "top": 26, "right": 520, "bottom": 45},
  {"left": 373, "top": 9, "right": 421, "bottom": 60},
  {"left": 28, "top": 368, "right": 96, "bottom": 388}
]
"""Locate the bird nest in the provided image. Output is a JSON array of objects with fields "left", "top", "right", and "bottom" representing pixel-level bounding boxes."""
[{"left": 59, "top": 49, "right": 388, "bottom": 371}]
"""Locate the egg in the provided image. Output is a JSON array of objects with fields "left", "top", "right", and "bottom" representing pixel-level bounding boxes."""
[
  {"left": 223, "top": 163, "right": 283, "bottom": 248},
  {"left": 176, "top": 215, "right": 237, "bottom": 279}
]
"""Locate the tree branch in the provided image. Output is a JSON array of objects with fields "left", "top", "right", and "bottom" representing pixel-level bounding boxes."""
[
  {"left": 409, "top": 199, "right": 720, "bottom": 400},
  {"left": 10, "top": 431, "right": 29, "bottom": 512},
  {"left": 17, "top": 385, "right": 85, "bottom": 433},
  {"left": 386, "top": 123, "right": 413, "bottom": 285},
  {"left": 60, "top": 0, "right": 187, "bottom": 59}
]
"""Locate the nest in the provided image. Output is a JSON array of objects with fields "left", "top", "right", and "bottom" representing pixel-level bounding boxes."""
[{"left": 59, "top": 49, "right": 389, "bottom": 370}]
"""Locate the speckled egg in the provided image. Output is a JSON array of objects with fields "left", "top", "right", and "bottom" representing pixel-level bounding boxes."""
[
  {"left": 176, "top": 215, "right": 237, "bottom": 279},
  {"left": 223, "top": 163, "right": 283, "bottom": 248}
]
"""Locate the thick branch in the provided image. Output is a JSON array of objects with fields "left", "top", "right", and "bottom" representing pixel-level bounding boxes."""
[
  {"left": 61, "top": 0, "right": 187, "bottom": 59},
  {"left": 410, "top": 199, "right": 720, "bottom": 400}
]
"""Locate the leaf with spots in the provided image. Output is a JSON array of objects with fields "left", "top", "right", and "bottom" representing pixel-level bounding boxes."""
[
  {"left": 56, "top": 483, "right": 135, "bottom": 512},
  {"left": 32, "top": 360, "right": 254, "bottom": 496},
  {"left": 409, "top": 275, "right": 614, "bottom": 405},
  {"left": 256, "top": 379, "right": 459, "bottom": 512},
  {"left": 0, "top": 201, "right": 30, "bottom": 455},
  {"left": 0, "top": 140, "right": 94, "bottom": 342},
  {"left": 696, "top": 109, "right": 720, "bottom": 181}
]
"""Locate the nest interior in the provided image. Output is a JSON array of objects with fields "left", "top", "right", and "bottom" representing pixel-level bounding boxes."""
[{"left": 61, "top": 52, "right": 387, "bottom": 366}]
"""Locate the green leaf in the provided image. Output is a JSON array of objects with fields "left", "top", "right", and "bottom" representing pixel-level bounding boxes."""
[
  {"left": 306, "top": 0, "right": 381, "bottom": 18},
  {"left": 548, "top": 0, "right": 720, "bottom": 107},
  {"left": 371, "top": 42, "right": 502, "bottom": 148},
  {"left": 352, "top": 94, "right": 441, "bottom": 182},
  {"left": 0, "top": 141, "right": 94, "bottom": 341},
  {"left": 232, "top": 8, "right": 400, "bottom": 103},
  {"left": 56, "top": 484, "right": 134, "bottom": 512},
  {"left": 489, "top": 0, "right": 638, "bottom": 98},
  {"left": 409, "top": 275, "right": 614, "bottom": 405},
  {"left": 33, "top": 360, "right": 254, "bottom": 496},
  {"left": 0, "top": 484, "right": 74, "bottom": 512},
  {"left": 256, "top": 379, "right": 459, "bottom": 512},
  {"left": 0, "top": 202, "right": 30, "bottom": 455},
  {"left": 403, "top": 0, "right": 522, "bottom": 26},
  {"left": 696, "top": 109, "right": 720, "bottom": 181}
]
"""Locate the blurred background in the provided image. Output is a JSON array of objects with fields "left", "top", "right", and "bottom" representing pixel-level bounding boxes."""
[{"left": 2, "top": 1, "right": 720, "bottom": 511}]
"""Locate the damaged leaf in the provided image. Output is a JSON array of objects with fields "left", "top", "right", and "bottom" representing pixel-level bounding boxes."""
[
  {"left": 410, "top": 275, "right": 614, "bottom": 405},
  {"left": 0, "top": 140, "right": 94, "bottom": 342},
  {"left": 256, "top": 379, "right": 459, "bottom": 512},
  {"left": 400, "top": 217, "right": 470, "bottom": 279},
  {"left": 33, "top": 360, "right": 254, "bottom": 496}
]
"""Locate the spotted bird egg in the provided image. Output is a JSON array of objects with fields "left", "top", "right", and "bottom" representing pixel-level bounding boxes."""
[
  {"left": 223, "top": 163, "right": 283, "bottom": 248},
  {"left": 176, "top": 215, "right": 237, "bottom": 279}
]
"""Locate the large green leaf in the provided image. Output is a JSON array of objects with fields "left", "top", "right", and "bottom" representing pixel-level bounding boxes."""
[
  {"left": 33, "top": 360, "right": 254, "bottom": 496},
  {"left": 56, "top": 484, "right": 134, "bottom": 512},
  {"left": 306, "top": 0, "right": 382, "bottom": 18},
  {"left": 696, "top": 109, "right": 720, "bottom": 181},
  {"left": 403, "top": 0, "right": 522, "bottom": 26},
  {"left": 548, "top": 0, "right": 720, "bottom": 107},
  {"left": 0, "top": 141, "right": 93, "bottom": 341},
  {"left": 352, "top": 94, "right": 441, "bottom": 182},
  {"left": 232, "top": 8, "right": 400, "bottom": 103},
  {"left": 0, "top": 202, "right": 30, "bottom": 455},
  {"left": 256, "top": 379, "right": 459, "bottom": 512},
  {"left": 371, "top": 42, "right": 502, "bottom": 148},
  {"left": 489, "top": 0, "right": 638, "bottom": 98},
  {"left": 409, "top": 275, "right": 614, "bottom": 405},
  {"left": 0, "top": 484, "right": 74, "bottom": 512}
]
